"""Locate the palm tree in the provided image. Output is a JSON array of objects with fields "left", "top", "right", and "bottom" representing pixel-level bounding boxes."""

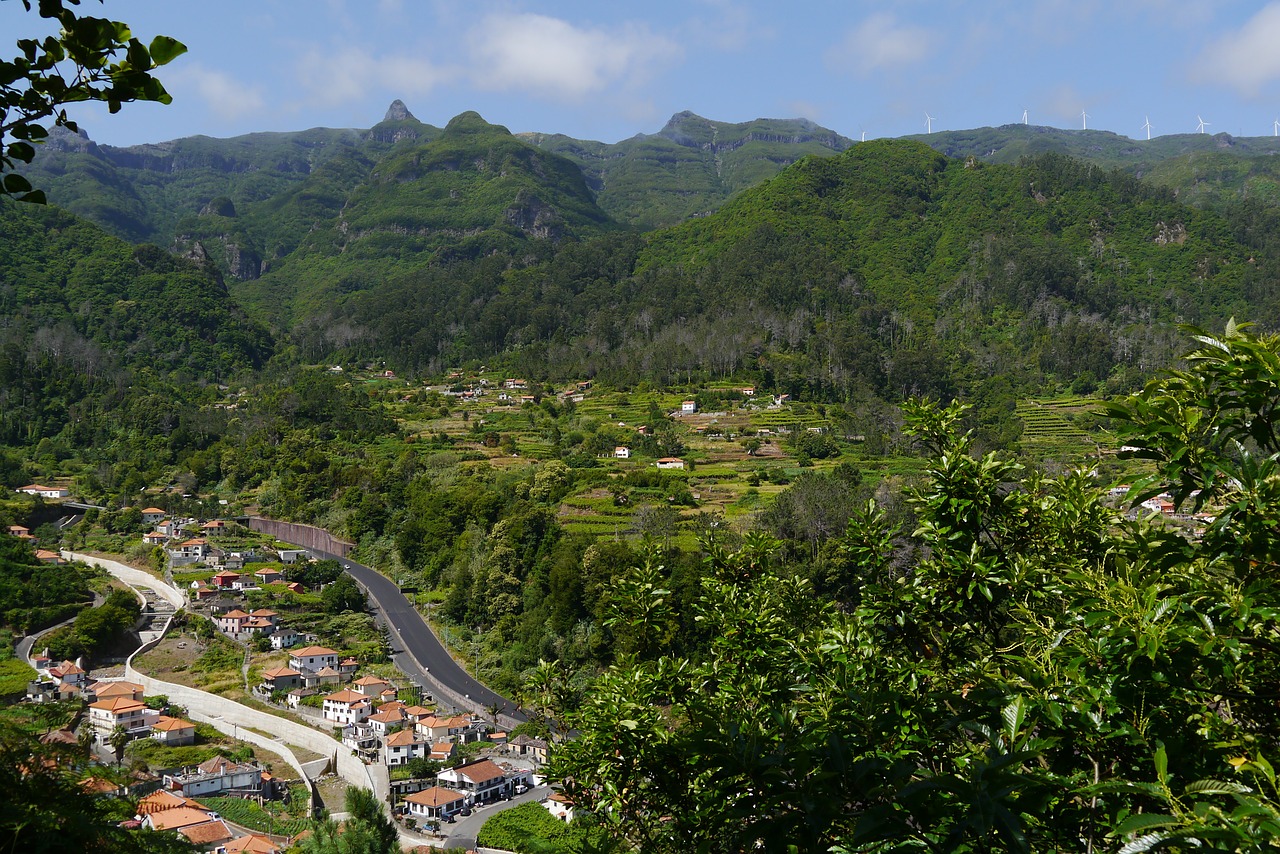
[{"left": 107, "top": 725, "right": 130, "bottom": 768}]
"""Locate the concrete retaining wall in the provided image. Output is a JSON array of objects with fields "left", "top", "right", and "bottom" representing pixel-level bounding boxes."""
[
  {"left": 247, "top": 517, "right": 355, "bottom": 558},
  {"left": 63, "top": 552, "right": 187, "bottom": 609}
]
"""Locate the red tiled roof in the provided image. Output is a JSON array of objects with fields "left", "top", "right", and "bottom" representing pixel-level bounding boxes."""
[{"left": 405, "top": 786, "right": 465, "bottom": 807}]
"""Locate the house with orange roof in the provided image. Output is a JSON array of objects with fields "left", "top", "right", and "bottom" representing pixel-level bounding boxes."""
[
  {"left": 152, "top": 716, "right": 197, "bottom": 746},
  {"left": 285, "top": 581, "right": 305, "bottom": 594},
  {"left": 260, "top": 667, "right": 302, "bottom": 692},
  {"left": 224, "top": 833, "right": 284, "bottom": 854},
  {"left": 289, "top": 646, "right": 339, "bottom": 671},
  {"left": 136, "top": 789, "right": 204, "bottom": 815},
  {"left": 383, "top": 728, "right": 427, "bottom": 766},
  {"left": 47, "top": 659, "right": 88, "bottom": 688},
  {"left": 216, "top": 609, "right": 251, "bottom": 636},
  {"left": 90, "top": 680, "right": 144, "bottom": 702},
  {"left": 89, "top": 696, "right": 159, "bottom": 739},
  {"left": 17, "top": 484, "right": 68, "bottom": 498},
  {"left": 544, "top": 790, "right": 575, "bottom": 822},
  {"left": 254, "top": 567, "right": 283, "bottom": 585},
  {"left": 437, "top": 758, "right": 513, "bottom": 803},
  {"left": 402, "top": 705, "right": 434, "bottom": 723},
  {"left": 404, "top": 785, "right": 467, "bottom": 821},
  {"left": 141, "top": 507, "right": 166, "bottom": 525},
  {"left": 200, "top": 520, "right": 227, "bottom": 535},
  {"left": 35, "top": 549, "right": 64, "bottom": 564},
  {"left": 173, "top": 538, "right": 210, "bottom": 560},
  {"left": 143, "top": 531, "right": 169, "bottom": 546},
  {"left": 353, "top": 675, "right": 392, "bottom": 696},
  {"left": 7, "top": 524, "right": 33, "bottom": 540},
  {"left": 415, "top": 713, "right": 472, "bottom": 742},
  {"left": 429, "top": 740, "right": 457, "bottom": 763},
  {"left": 366, "top": 707, "right": 407, "bottom": 737},
  {"left": 322, "top": 689, "right": 372, "bottom": 725}
]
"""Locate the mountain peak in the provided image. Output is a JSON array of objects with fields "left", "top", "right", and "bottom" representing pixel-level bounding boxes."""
[
  {"left": 384, "top": 100, "right": 415, "bottom": 122},
  {"left": 444, "top": 111, "right": 510, "bottom": 137}
]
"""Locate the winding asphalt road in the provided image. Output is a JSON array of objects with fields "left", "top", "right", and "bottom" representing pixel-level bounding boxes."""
[{"left": 314, "top": 549, "right": 525, "bottom": 724}]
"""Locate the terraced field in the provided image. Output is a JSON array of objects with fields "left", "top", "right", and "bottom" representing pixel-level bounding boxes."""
[{"left": 1015, "top": 397, "right": 1111, "bottom": 461}]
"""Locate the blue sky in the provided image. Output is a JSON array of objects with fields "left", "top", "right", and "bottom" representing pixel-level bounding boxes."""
[{"left": 7, "top": 0, "right": 1280, "bottom": 146}]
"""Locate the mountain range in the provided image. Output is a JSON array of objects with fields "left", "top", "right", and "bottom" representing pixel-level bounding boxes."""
[{"left": 7, "top": 100, "right": 1280, "bottom": 449}]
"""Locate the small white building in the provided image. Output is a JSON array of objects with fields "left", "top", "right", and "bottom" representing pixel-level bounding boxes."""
[
  {"left": 614, "top": 446, "right": 631, "bottom": 459},
  {"left": 404, "top": 786, "right": 467, "bottom": 821},
  {"left": 680, "top": 401, "right": 696, "bottom": 414},
  {"left": 655, "top": 457, "right": 686, "bottom": 470},
  {"left": 151, "top": 716, "right": 197, "bottom": 746},
  {"left": 270, "top": 628, "right": 300, "bottom": 650},
  {"left": 17, "top": 484, "right": 69, "bottom": 498}
]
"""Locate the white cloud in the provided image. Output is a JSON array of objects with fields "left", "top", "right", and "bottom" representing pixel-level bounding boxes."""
[
  {"left": 1191, "top": 3, "right": 1280, "bottom": 95},
  {"left": 825, "top": 13, "right": 937, "bottom": 77},
  {"left": 467, "top": 13, "right": 680, "bottom": 101},
  {"left": 169, "top": 64, "right": 267, "bottom": 123},
  {"left": 296, "top": 47, "right": 455, "bottom": 107}
]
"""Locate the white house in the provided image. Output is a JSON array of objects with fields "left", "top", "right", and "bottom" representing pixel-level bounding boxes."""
[
  {"left": 270, "top": 628, "right": 300, "bottom": 650},
  {"left": 140, "top": 507, "right": 166, "bottom": 524},
  {"left": 290, "top": 646, "right": 339, "bottom": 672},
  {"left": 404, "top": 786, "right": 467, "bottom": 821},
  {"left": 366, "top": 707, "right": 407, "bottom": 737},
  {"left": 322, "top": 689, "right": 372, "bottom": 725},
  {"left": 163, "top": 756, "right": 263, "bottom": 797},
  {"left": 88, "top": 697, "right": 158, "bottom": 738},
  {"left": 655, "top": 457, "right": 686, "bottom": 470},
  {"left": 17, "top": 484, "right": 69, "bottom": 498},
  {"left": 437, "top": 759, "right": 512, "bottom": 804},
  {"left": 384, "top": 728, "right": 427, "bottom": 766},
  {"left": 544, "top": 791, "right": 575, "bottom": 822},
  {"left": 151, "top": 716, "right": 196, "bottom": 746},
  {"left": 614, "top": 446, "right": 631, "bottom": 459},
  {"left": 680, "top": 400, "right": 696, "bottom": 414}
]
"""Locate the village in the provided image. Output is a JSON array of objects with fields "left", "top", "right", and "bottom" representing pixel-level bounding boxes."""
[{"left": 14, "top": 504, "right": 567, "bottom": 850}]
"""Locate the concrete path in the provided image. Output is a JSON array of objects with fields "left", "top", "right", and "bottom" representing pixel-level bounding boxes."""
[{"left": 63, "top": 552, "right": 187, "bottom": 609}]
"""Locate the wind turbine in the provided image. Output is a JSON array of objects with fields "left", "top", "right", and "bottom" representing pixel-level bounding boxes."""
[
  {"left": 1196, "top": 115, "right": 1210, "bottom": 134},
  {"left": 1142, "top": 116, "right": 1152, "bottom": 140},
  {"left": 1081, "top": 109, "right": 1089, "bottom": 130},
  {"left": 1273, "top": 118, "right": 1278, "bottom": 137},
  {"left": 1021, "top": 108, "right": 1029, "bottom": 125},
  {"left": 861, "top": 129, "right": 867, "bottom": 142},
  {"left": 925, "top": 112, "right": 935, "bottom": 134}
]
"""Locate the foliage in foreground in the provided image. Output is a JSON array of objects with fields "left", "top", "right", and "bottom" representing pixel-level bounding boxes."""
[
  {"left": 551, "top": 323, "right": 1280, "bottom": 853},
  {"left": 476, "top": 801, "right": 619, "bottom": 854}
]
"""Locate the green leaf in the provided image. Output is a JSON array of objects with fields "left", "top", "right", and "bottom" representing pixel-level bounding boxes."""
[
  {"left": 148, "top": 35, "right": 186, "bottom": 65},
  {"left": 1115, "top": 812, "right": 1178, "bottom": 835},
  {"left": 1182, "top": 779, "right": 1250, "bottom": 796},
  {"left": 1153, "top": 743, "right": 1169, "bottom": 784}
]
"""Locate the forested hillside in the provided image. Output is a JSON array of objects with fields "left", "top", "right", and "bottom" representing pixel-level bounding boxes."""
[
  {"left": 0, "top": 202, "right": 270, "bottom": 447},
  {"left": 297, "top": 142, "right": 1255, "bottom": 418}
]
